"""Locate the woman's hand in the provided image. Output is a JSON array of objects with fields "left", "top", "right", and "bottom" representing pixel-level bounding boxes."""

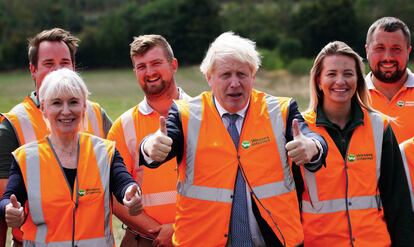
[
  {"left": 5, "top": 194, "right": 25, "bottom": 228},
  {"left": 123, "top": 184, "right": 143, "bottom": 216}
]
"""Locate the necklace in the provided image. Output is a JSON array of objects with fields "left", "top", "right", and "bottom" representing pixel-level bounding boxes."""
[{"left": 48, "top": 136, "right": 78, "bottom": 157}]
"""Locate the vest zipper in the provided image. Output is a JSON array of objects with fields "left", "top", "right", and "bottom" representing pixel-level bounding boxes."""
[{"left": 344, "top": 135, "right": 355, "bottom": 247}]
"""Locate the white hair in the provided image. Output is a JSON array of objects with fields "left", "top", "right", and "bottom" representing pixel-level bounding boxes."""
[
  {"left": 39, "top": 68, "right": 90, "bottom": 104},
  {"left": 200, "top": 31, "right": 261, "bottom": 77}
]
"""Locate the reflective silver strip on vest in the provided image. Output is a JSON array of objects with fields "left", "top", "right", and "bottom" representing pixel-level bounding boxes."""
[
  {"left": 265, "top": 95, "right": 295, "bottom": 192},
  {"left": 86, "top": 101, "right": 101, "bottom": 136},
  {"left": 303, "top": 111, "right": 384, "bottom": 213},
  {"left": 142, "top": 190, "right": 177, "bottom": 207},
  {"left": 183, "top": 95, "right": 202, "bottom": 185},
  {"left": 23, "top": 235, "right": 114, "bottom": 247},
  {"left": 178, "top": 94, "right": 294, "bottom": 202},
  {"left": 400, "top": 142, "right": 414, "bottom": 211},
  {"left": 302, "top": 195, "right": 379, "bottom": 213},
  {"left": 177, "top": 182, "right": 233, "bottom": 203},
  {"left": 120, "top": 108, "right": 143, "bottom": 184},
  {"left": 17, "top": 142, "right": 48, "bottom": 242},
  {"left": 9, "top": 103, "right": 37, "bottom": 144},
  {"left": 91, "top": 136, "right": 112, "bottom": 241},
  {"left": 369, "top": 112, "right": 384, "bottom": 177}
]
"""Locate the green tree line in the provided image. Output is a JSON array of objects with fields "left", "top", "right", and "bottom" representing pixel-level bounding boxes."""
[{"left": 1, "top": 0, "right": 414, "bottom": 70}]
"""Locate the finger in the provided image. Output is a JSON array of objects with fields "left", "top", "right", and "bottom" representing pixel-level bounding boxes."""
[
  {"left": 149, "top": 225, "right": 162, "bottom": 234},
  {"left": 10, "top": 194, "right": 20, "bottom": 209},
  {"left": 285, "top": 139, "right": 298, "bottom": 151},
  {"left": 160, "top": 136, "right": 173, "bottom": 146},
  {"left": 159, "top": 116, "right": 167, "bottom": 135},
  {"left": 292, "top": 118, "right": 301, "bottom": 139},
  {"left": 126, "top": 184, "right": 139, "bottom": 200},
  {"left": 155, "top": 142, "right": 172, "bottom": 154}
]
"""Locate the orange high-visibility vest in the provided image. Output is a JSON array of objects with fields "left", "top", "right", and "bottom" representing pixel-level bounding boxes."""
[
  {"left": 366, "top": 71, "right": 414, "bottom": 143},
  {"left": 108, "top": 105, "right": 177, "bottom": 224},
  {"left": 399, "top": 138, "right": 414, "bottom": 212},
  {"left": 13, "top": 133, "right": 115, "bottom": 246},
  {"left": 301, "top": 109, "right": 391, "bottom": 247},
  {"left": 173, "top": 90, "right": 303, "bottom": 246},
  {"left": 2, "top": 96, "right": 106, "bottom": 242}
]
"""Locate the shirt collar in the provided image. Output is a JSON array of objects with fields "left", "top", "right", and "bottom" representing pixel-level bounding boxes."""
[
  {"left": 138, "top": 87, "right": 190, "bottom": 115},
  {"left": 213, "top": 96, "right": 249, "bottom": 119},
  {"left": 30, "top": 91, "right": 40, "bottom": 108},
  {"left": 365, "top": 68, "right": 414, "bottom": 89}
]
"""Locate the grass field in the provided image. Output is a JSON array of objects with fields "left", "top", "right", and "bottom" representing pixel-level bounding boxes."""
[{"left": 0, "top": 66, "right": 309, "bottom": 246}]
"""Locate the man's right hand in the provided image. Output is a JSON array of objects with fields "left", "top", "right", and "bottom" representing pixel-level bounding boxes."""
[
  {"left": 143, "top": 116, "right": 173, "bottom": 162},
  {"left": 149, "top": 223, "right": 174, "bottom": 247},
  {"left": 5, "top": 194, "right": 24, "bottom": 228}
]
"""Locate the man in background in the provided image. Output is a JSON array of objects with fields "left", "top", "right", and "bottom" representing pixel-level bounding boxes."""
[
  {"left": 365, "top": 16, "right": 413, "bottom": 143},
  {"left": 107, "top": 34, "right": 190, "bottom": 247}
]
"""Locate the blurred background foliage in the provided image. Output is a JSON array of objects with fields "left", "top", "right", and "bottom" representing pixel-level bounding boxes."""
[{"left": 1, "top": 0, "right": 414, "bottom": 71}]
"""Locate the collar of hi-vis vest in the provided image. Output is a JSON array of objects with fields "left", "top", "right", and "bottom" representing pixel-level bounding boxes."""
[
  {"left": 138, "top": 87, "right": 190, "bottom": 115},
  {"left": 213, "top": 95, "right": 249, "bottom": 120},
  {"left": 365, "top": 68, "right": 414, "bottom": 90}
]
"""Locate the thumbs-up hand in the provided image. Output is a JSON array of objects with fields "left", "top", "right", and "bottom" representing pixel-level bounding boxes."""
[
  {"left": 143, "top": 116, "right": 173, "bottom": 162},
  {"left": 285, "top": 119, "right": 319, "bottom": 166},
  {"left": 123, "top": 184, "right": 143, "bottom": 216},
  {"left": 5, "top": 194, "right": 25, "bottom": 227}
]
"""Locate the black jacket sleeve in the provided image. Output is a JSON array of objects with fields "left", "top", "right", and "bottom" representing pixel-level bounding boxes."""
[
  {"left": 111, "top": 149, "right": 138, "bottom": 203},
  {"left": 0, "top": 118, "right": 20, "bottom": 179},
  {"left": 0, "top": 158, "right": 27, "bottom": 219},
  {"left": 379, "top": 124, "right": 414, "bottom": 246}
]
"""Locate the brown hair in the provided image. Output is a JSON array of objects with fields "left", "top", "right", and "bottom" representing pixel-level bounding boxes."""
[
  {"left": 28, "top": 28, "right": 79, "bottom": 66},
  {"left": 130, "top": 34, "right": 174, "bottom": 62},
  {"left": 306, "top": 41, "right": 374, "bottom": 113}
]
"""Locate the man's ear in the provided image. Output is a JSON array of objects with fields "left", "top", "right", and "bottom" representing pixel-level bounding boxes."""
[
  {"left": 171, "top": 58, "right": 178, "bottom": 73},
  {"left": 29, "top": 63, "right": 36, "bottom": 81}
]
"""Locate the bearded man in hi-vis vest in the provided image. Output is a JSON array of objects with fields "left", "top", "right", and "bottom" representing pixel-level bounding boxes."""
[{"left": 107, "top": 34, "right": 191, "bottom": 247}]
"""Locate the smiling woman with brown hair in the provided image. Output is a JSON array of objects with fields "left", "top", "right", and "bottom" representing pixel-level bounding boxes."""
[{"left": 0, "top": 68, "right": 143, "bottom": 247}]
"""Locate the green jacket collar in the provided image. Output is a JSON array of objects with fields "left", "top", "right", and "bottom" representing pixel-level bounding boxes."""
[{"left": 315, "top": 100, "right": 364, "bottom": 132}]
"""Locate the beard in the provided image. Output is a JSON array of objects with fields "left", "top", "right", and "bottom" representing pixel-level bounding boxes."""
[
  {"left": 143, "top": 79, "right": 168, "bottom": 96},
  {"left": 370, "top": 61, "right": 407, "bottom": 84}
]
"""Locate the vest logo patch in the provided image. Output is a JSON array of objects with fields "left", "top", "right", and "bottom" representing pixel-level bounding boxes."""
[
  {"left": 347, "top": 153, "right": 373, "bottom": 162},
  {"left": 243, "top": 136, "right": 271, "bottom": 148},
  {"left": 396, "top": 101, "right": 414, "bottom": 107},
  {"left": 348, "top": 154, "right": 356, "bottom": 162},
  {"left": 78, "top": 188, "right": 101, "bottom": 196},
  {"left": 241, "top": 140, "right": 251, "bottom": 149}
]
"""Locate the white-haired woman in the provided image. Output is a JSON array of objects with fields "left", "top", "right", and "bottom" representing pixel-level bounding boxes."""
[
  {"left": 0, "top": 68, "right": 143, "bottom": 247},
  {"left": 300, "top": 41, "right": 414, "bottom": 246}
]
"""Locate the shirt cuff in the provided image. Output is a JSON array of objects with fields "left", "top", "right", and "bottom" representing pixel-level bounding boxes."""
[
  {"left": 141, "top": 137, "right": 155, "bottom": 164},
  {"left": 306, "top": 138, "right": 323, "bottom": 170}
]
